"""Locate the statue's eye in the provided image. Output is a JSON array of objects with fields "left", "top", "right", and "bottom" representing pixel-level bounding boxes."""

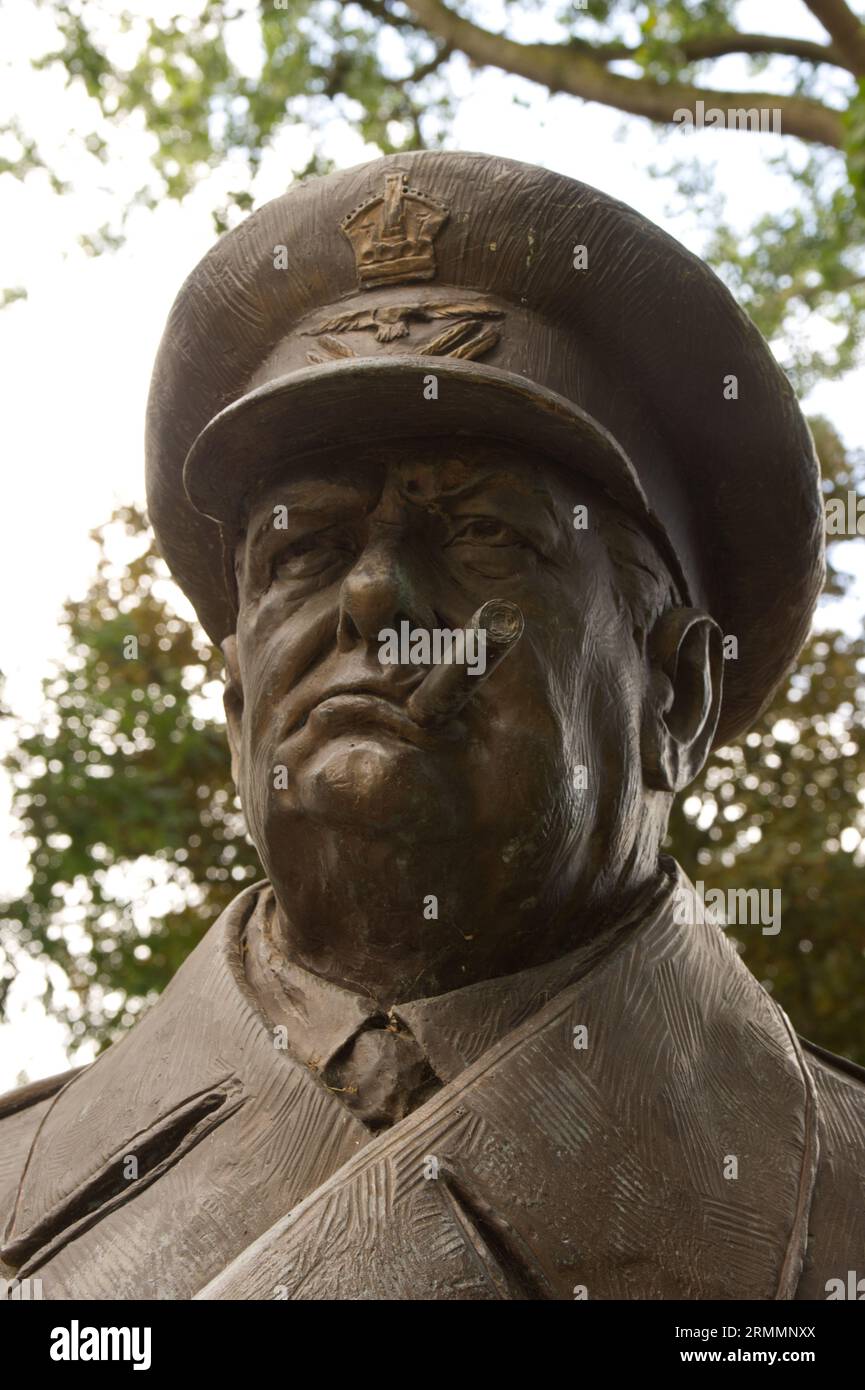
[
  {"left": 451, "top": 518, "right": 521, "bottom": 547},
  {"left": 271, "top": 532, "right": 353, "bottom": 582}
]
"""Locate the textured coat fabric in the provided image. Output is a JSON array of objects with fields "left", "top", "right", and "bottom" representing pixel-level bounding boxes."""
[{"left": 1, "top": 866, "right": 862, "bottom": 1301}]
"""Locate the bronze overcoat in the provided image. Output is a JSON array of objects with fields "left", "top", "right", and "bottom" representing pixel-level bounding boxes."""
[{"left": 1, "top": 866, "right": 863, "bottom": 1300}]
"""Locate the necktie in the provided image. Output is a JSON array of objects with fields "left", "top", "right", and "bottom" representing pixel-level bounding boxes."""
[{"left": 324, "top": 1013, "right": 441, "bottom": 1131}]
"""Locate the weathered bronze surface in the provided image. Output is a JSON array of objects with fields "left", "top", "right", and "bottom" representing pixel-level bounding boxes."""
[{"left": 1, "top": 152, "right": 862, "bottom": 1302}]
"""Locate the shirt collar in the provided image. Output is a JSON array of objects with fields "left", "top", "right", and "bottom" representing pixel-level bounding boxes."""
[
  {"left": 244, "top": 898, "right": 379, "bottom": 1072},
  {"left": 243, "top": 870, "right": 675, "bottom": 1084}
]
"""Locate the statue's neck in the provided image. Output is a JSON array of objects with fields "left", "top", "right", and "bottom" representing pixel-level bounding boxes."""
[{"left": 263, "top": 841, "right": 667, "bottom": 1003}]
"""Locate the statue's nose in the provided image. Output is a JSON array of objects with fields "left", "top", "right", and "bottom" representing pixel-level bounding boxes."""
[{"left": 336, "top": 536, "right": 436, "bottom": 653}]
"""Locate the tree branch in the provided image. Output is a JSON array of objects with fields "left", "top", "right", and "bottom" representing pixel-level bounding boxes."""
[
  {"left": 804, "top": 0, "right": 865, "bottom": 75},
  {"left": 776, "top": 268, "right": 865, "bottom": 304},
  {"left": 585, "top": 32, "right": 850, "bottom": 70},
  {"left": 376, "top": 0, "right": 846, "bottom": 147},
  {"left": 352, "top": 0, "right": 427, "bottom": 37},
  {"left": 408, "top": 41, "right": 453, "bottom": 84}
]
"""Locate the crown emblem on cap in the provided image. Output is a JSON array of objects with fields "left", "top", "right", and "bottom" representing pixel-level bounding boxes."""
[{"left": 341, "top": 173, "right": 449, "bottom": 289}]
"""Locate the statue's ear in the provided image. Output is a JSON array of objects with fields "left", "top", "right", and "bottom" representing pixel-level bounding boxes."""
[
  {"left": 221, "top": 635, "right": 244, "bottom": 788},
  {"left": 641, "top": 608, "right": 723, "bottom": 793}
]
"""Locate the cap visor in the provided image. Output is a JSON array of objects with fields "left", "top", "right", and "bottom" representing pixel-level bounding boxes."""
[{"left": 184, "top": 356, "right": 650, "bottom": 521}]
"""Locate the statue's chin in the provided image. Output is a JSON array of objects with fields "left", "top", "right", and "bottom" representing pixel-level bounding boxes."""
[{"left": 292, "top": 733, "right": 462, "bottom": 836}]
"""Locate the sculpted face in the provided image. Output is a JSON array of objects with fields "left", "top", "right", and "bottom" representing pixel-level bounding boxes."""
[{"left": 223, "top": 438, "right": 720, "bottom": 996}]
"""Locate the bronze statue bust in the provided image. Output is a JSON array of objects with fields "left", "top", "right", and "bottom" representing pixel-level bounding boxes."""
[{"left": 1, "top": 151, "right": 862, "bottom": 1301}]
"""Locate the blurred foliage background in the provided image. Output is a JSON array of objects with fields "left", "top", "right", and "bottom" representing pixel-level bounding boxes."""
[
  {"left": 4, "top": 0, "right": 865, "bottom": 391},
  {"left": 1, "top": 0, "right": 863, "bottom": 1061}
]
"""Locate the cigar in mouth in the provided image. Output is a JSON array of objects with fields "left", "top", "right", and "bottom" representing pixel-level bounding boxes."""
[{"left": 405, "top": 600, "right": 525, "bottom": 727}]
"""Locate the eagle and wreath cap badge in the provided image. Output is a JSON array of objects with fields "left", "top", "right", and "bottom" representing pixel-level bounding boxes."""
[{"left": 303, "top": 172, "right": 505, "bottom": 364}]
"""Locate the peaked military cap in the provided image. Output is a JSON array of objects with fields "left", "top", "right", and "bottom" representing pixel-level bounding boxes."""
[{"left": 145, "top": 150, "right": 825, "bottom": 747}]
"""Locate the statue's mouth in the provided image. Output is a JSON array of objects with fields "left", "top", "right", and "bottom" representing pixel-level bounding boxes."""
[
  {"left": 287, "top": 671, "right": 423, "bottom": 733},
  {"left": 285, "top": 600, "right": 525, "bottom": 742},
  {"left": 303, "top": 690, "right": 439, "bottom": 747}
]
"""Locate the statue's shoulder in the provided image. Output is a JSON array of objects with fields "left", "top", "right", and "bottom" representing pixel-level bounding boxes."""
[
  {"left": 801, "top": 1037, "right": 865, "bottom": 1102},
  {"left": 801, "top": 1036, "right": 865, "bottom": 1138},
  {"left": 0, "top": 1067, "right": 87, "bottom": 1238},
  {"left": 0, "top": 1065, "right": 87, "bottom": 1123},
  {"left": 795, "top": 1038, "right": 865, "bottom": 1298}
]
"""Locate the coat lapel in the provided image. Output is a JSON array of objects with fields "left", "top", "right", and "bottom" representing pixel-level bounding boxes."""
[
  {"left": 4, "top": 868, "right": 818, "bottom": 1300},
  {"left": 2, "top": 883, "right": 371, "bottom": 1299},
  {"left": 198, "top": 869, "right": 818, "bottom": 1301}
]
